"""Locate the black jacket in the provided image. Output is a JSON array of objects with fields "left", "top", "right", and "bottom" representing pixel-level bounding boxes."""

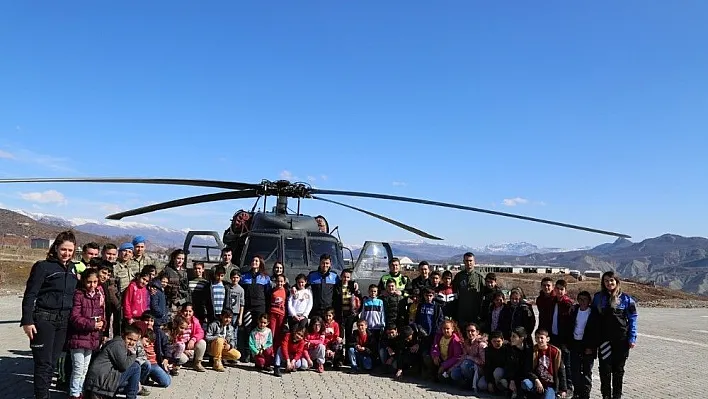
[
  {"left": 381, "top": 293, "right": 406, "bottom": 328},
  {"left": 195, "top": 281, "right": 233, "bottom": 324},
  {"left": 21, "top": 259, "right": 79, "bottom": 325}
]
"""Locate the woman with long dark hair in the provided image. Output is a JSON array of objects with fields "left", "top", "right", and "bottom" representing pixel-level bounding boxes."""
[
  {"left": 20, "top": 230, "right": 80, "bottom": 399},
  {"left": 162, "top": 249, "right": 190, "bottom": 314},
  {"left": 239, "top": 255, "right": 271, "bottom": 361},
  {"left": 591, "top": 271, "right": 638, "bottom": 399}
]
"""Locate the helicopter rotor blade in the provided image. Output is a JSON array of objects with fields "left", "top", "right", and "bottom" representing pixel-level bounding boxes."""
[
  {"left": 106, "top": 189, "right": 259, "bottom": 220},
  {"left": 311, "top": 195, "right": 442, "bottom": 240},
  {"left": 0, "top": 177, "right": 259, "bottom": 191},
  {"left": 310, "top": 189, "right": 631, "bottom": 239}
]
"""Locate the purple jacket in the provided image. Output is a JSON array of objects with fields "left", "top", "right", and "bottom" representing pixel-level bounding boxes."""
[
  {"left": 430, "top": 331, "right": 463, "bottom": 371},
  {"left": 67, "top": 288, "right": 105, "bottom": 350}
]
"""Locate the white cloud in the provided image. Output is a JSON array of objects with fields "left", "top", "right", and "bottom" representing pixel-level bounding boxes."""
[
  {"left": 502, "top": 197, "right": 529, "bottom": 207},
  {"left": 20, "top": 190, "right": 68, "bottom": 205},
  {"left": 0, "top": 143, "right": 74, "bottom": 172},
  {"left": 280, "top": 170, "right": 294, "bottom": 180},
  {"left": 0, "top": 149, "right": 14, "bottom": 159},
  {"left": 307, "top": 176, "right": 316, "bottom": 183},
  {"left": 392, "top": 181, "right": 407, "bottom": 186},
  {"left": 320, "top": 175, "right": 328, "bottom": 181}
]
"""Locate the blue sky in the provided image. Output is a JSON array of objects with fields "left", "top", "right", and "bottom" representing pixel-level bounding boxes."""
[{"left": 1, "top": 2, "right": 706, "bottom": 249}]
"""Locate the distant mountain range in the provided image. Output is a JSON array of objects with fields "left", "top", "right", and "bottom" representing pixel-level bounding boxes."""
[{"left": 3, "top": 208, "right": 708, "bottom": 295}]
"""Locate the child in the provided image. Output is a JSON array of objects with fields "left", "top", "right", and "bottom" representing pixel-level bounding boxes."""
[
  {"left": 163, "top": 315, "right": 189, "bottom": 376},
  {"left": 228, "top": 270, "right": 245, "bottom": 357},
  {"left": 435, "top": 270, "right": 458, "bottom": 318},
  {"left": 507, "top": 287, "right": 536, "bottom": 347},
  {"left": 535, "top": 277, "right": 556, "bottom": 333},
  {"left": 359, "top": 284, "right": 385, "bottom": 340},
  {"left": 205, "top": 308, "right": 242, "bottom": 371},
  {"left": 381, "top": 279, "right": 406, "bottom": 329},
  {"left": 333, "top": 269, "right": 361, "bottom": 344},
  {"left": 137, "top": 314, "right": 171, "bottom": 387},
  {"left": 505, "top": 327, "right": 533, "bottom": 398},
  {"left": 428, "top": 319, "right": 463, "bottom": 381},
  {"left": 196, "top": 265, "right": 232, "bottom": 325},
  {"left": 304, "top": 316, "right": 327, "bottom": 373},
  {"left": 481, "top": 272, "right": 502, "bottom": 315},
  {"left": 378, "top": 323, "right": 400, "bottom": 372},
  {"left": 188, "top": 262, "right": 208, "bottom": 297},
  {"left": 269, "top": 274, "right": 288, "bottom": 346},
  {"left": 550, "top": 279, "right": 575, "bottom": 393},
  {"left": 123, "top": 272, "right": 150, "bottom": 325},
  {"left": 394, "top": 325, "right": 422, "bottom": 379},
  {"left": 484, "top": 331, "right": 510, "bottom": 395},
  {"left": 288, "top": 273, "right": 313, "bottom": 330},
  {"left": 484, "top": 291, "right": 506, "bottom": 334},
  {"left": 67, "top": 269, "right": 105, "bottom": 399},
  {"left": 273, "top": 325, "right": 308, "bottom": 376},
  {"left": 249, "top": 313, "right": 274, "bottom": 369},
  {"left": 569, "top": 291, "right": 597, "bottom": 399},
  {"left": 405, "top": 288, "right": 420, "bottom": 326},
  {"left": 177, "top": 303, "right": 207, "bottom": 372},
  {"left": 414, "top": 288, "right": 444, "bottom": 351},
  {"left": 323, "top": 307, "right": 343, "bottom": 367},
  {"left": 83, "top": 324, "right": 141, "bottom": 399},
  {"left": 148, "top": 278, "right": 169, "bottom": 327},
  {"left": 521, "top": 329, "right": 567, "bottom": 399},
  {"left": 592, "top": 271, "right": 638, "bottom": 399},
  {"left": 450, "top": 322, "right": 487, "bottom": 391},
  {"left": 347, "top": 319, "right": 376, "bottom": 373}
]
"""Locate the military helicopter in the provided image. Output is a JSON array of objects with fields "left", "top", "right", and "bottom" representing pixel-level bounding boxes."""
[{"left": 0, "top": 177, "right": 631, "bottom": 284}]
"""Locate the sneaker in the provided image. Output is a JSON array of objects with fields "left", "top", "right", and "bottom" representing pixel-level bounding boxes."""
[
  {"left": 138, "top": 386, "right": 151, "bottom": 396},
  {"left": 316, "top": 362, "right": 324, "bottom": 373},
  {"left": 194, "top": 362, "right": 206, "bottom": 372},
  {"left": 273, "top": 367, "right": 282, "bottom": 377}
]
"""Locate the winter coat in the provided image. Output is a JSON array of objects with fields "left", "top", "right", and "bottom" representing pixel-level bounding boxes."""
[
  {"left": 67, "top": 288, "right": 105, "bottom": 351},
  {"left": 122, "top": 280, "right": 149, "bottom": 320},
  {"left": 148, "top": 279, "right": 169, "bottom": 325},
  {"left": 83, "top": 337, "right": 137, "bottom": 397},
  {"left": 430, "top": 332, "right": 463, "bottom": 371}
]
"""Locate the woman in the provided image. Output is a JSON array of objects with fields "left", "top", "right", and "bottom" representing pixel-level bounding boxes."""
[
  {"left": 239, "top": 255, "right": 271, "bottom": 361},
  {"left": 592, "top": 271, "right": 638, "bottom": 399},
  {"left": 21, "top": 230, "right": 80, "bottom": 399},
  {"left": 162, "top": 249, "right": 190, "bottom": 314}
]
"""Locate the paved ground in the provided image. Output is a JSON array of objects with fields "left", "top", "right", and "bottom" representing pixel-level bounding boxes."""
[{"left": 1, "top": 294, "right": 706, "bottom": 399}]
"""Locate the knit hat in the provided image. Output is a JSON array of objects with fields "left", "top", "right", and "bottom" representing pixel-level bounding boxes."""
[
  {"left": 132, "top": 236, "right": 146, "bottom": 246},
  {"left": 119, "top": 242, "right": 134, "bottom": 251}
]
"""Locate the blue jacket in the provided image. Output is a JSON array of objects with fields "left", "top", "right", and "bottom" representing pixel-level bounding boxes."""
[
  {"left": 307, "top": 269, "right": 340, "bottom": 313},
  {"left": 415, "top": 301, "right": 444, "bottom": 338},
  {"left": 592, "top": 291, "right": 638, "bottom": 344},
  {"left": 148, "top": 279, "right": 169, "bottom": 326},
  {"left": 360, "top": 297, "right": 385, "bottom": 330}
]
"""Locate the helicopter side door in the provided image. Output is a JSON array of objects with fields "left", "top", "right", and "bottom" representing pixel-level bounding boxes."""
[{"left": 351, "top": 241, "right": 394, "bottom": 288}]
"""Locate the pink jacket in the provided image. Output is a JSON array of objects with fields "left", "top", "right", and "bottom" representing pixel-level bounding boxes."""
[
  {"left": 430, "top": 332, "right": 463, "bottom": 371},
  {"left": 186, "top": 315, "right": 205, "bottom": 342},
  {"left": 461, "top": 335, "right": 487, "bottom": 366},
  {"left": 122, "top": 281, "right": 149, "bottom": 320}
]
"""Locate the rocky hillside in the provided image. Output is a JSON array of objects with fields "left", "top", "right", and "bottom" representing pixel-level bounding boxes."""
[
  {"left": 0, "top": 209, "right": 111, "bottom": 246},
  {"left": 450, "top": 235, "right": 708, "bottom": 295}
]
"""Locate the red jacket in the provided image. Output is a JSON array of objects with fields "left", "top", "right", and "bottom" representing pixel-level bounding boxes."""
[
  {"left": 123, "top": 281, "right": 149, "bottom": 320},
  {"left": 270, "top": 287, "right": 287, "bottom": 316},
  {"left": 67, "top": 289, "right": 105, "bottom": 351},
  {"left": 323, "top": 321, "right": 340, "bottom": 346},
  {"left": 535, "top": 291, "right": 556, "bottom": 332},
  {"left": 280, "top": 332, "right": 306, "bottom": 361}
]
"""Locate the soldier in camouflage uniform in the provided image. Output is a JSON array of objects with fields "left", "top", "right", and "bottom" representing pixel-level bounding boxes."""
[{"left": 131, "top": 235, "right": 162, "bottom": 271}]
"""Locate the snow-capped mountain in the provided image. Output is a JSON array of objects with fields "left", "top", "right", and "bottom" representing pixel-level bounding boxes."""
[
  {"left": 12, "top": 209, "right": 582, "bottom": 259},
  {"left": 13, "top": 209, "right": 192, "bottom": 247},
  {"left": 348, "top": 239, "right": 576, "bottom": 261}
]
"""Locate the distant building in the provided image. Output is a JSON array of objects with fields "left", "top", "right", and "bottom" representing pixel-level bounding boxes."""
[
  {"left": 30, "top": 238, "right": 51, "bottom": 249},
  {"left": 475, "top": 264, "right": 571, "bottom": 275}
]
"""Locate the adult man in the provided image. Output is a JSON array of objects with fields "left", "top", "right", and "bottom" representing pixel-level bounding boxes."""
[
  {"left": 211, "top": 247, "right": 237, "bottom": 280},
  {"left": 307, "top": 254, "right": 340, "bottom": 319},
  {"left": 378, "top": 257, "right": 409, "bottom": 297},
  {"left": 132, "top": 235, "right": 159, "bottom": 271},
  {"left": 113, "top": 243, "right": 138, "bottom": 293},
  {"left": 407, "top": 260, "right": 432, "bottom": 295},
  {"left": 75, "top": 242, "right": 100, "bottom": 274},
  {"left": 451, "top": 252, "right": 485, "bottom": 324}
]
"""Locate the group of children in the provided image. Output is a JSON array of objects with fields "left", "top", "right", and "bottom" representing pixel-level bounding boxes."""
[{"left": 60, "top": 251, "right": 638, "bottom": 399}]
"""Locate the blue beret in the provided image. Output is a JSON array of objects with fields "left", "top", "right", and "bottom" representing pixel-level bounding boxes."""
[
  {"left": 132, "top": 235, "right": 146, "bottom": 246},
  {"left": 119, "top": 242, "right": 134, "bottom": 251}
]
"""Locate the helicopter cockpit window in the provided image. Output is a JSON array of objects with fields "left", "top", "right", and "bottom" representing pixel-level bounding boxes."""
[
  {"left": 356, "top": 243, "right": 390, "bottom": 273},
  {"left": 244, "top": 235, "right": 280, "bottom": 266},
  {"left": 308, "top": 238, "right": 343, "bottom": 273},
  {"left": 283, "top": 237, "right": 307, "bottom": 268}
]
